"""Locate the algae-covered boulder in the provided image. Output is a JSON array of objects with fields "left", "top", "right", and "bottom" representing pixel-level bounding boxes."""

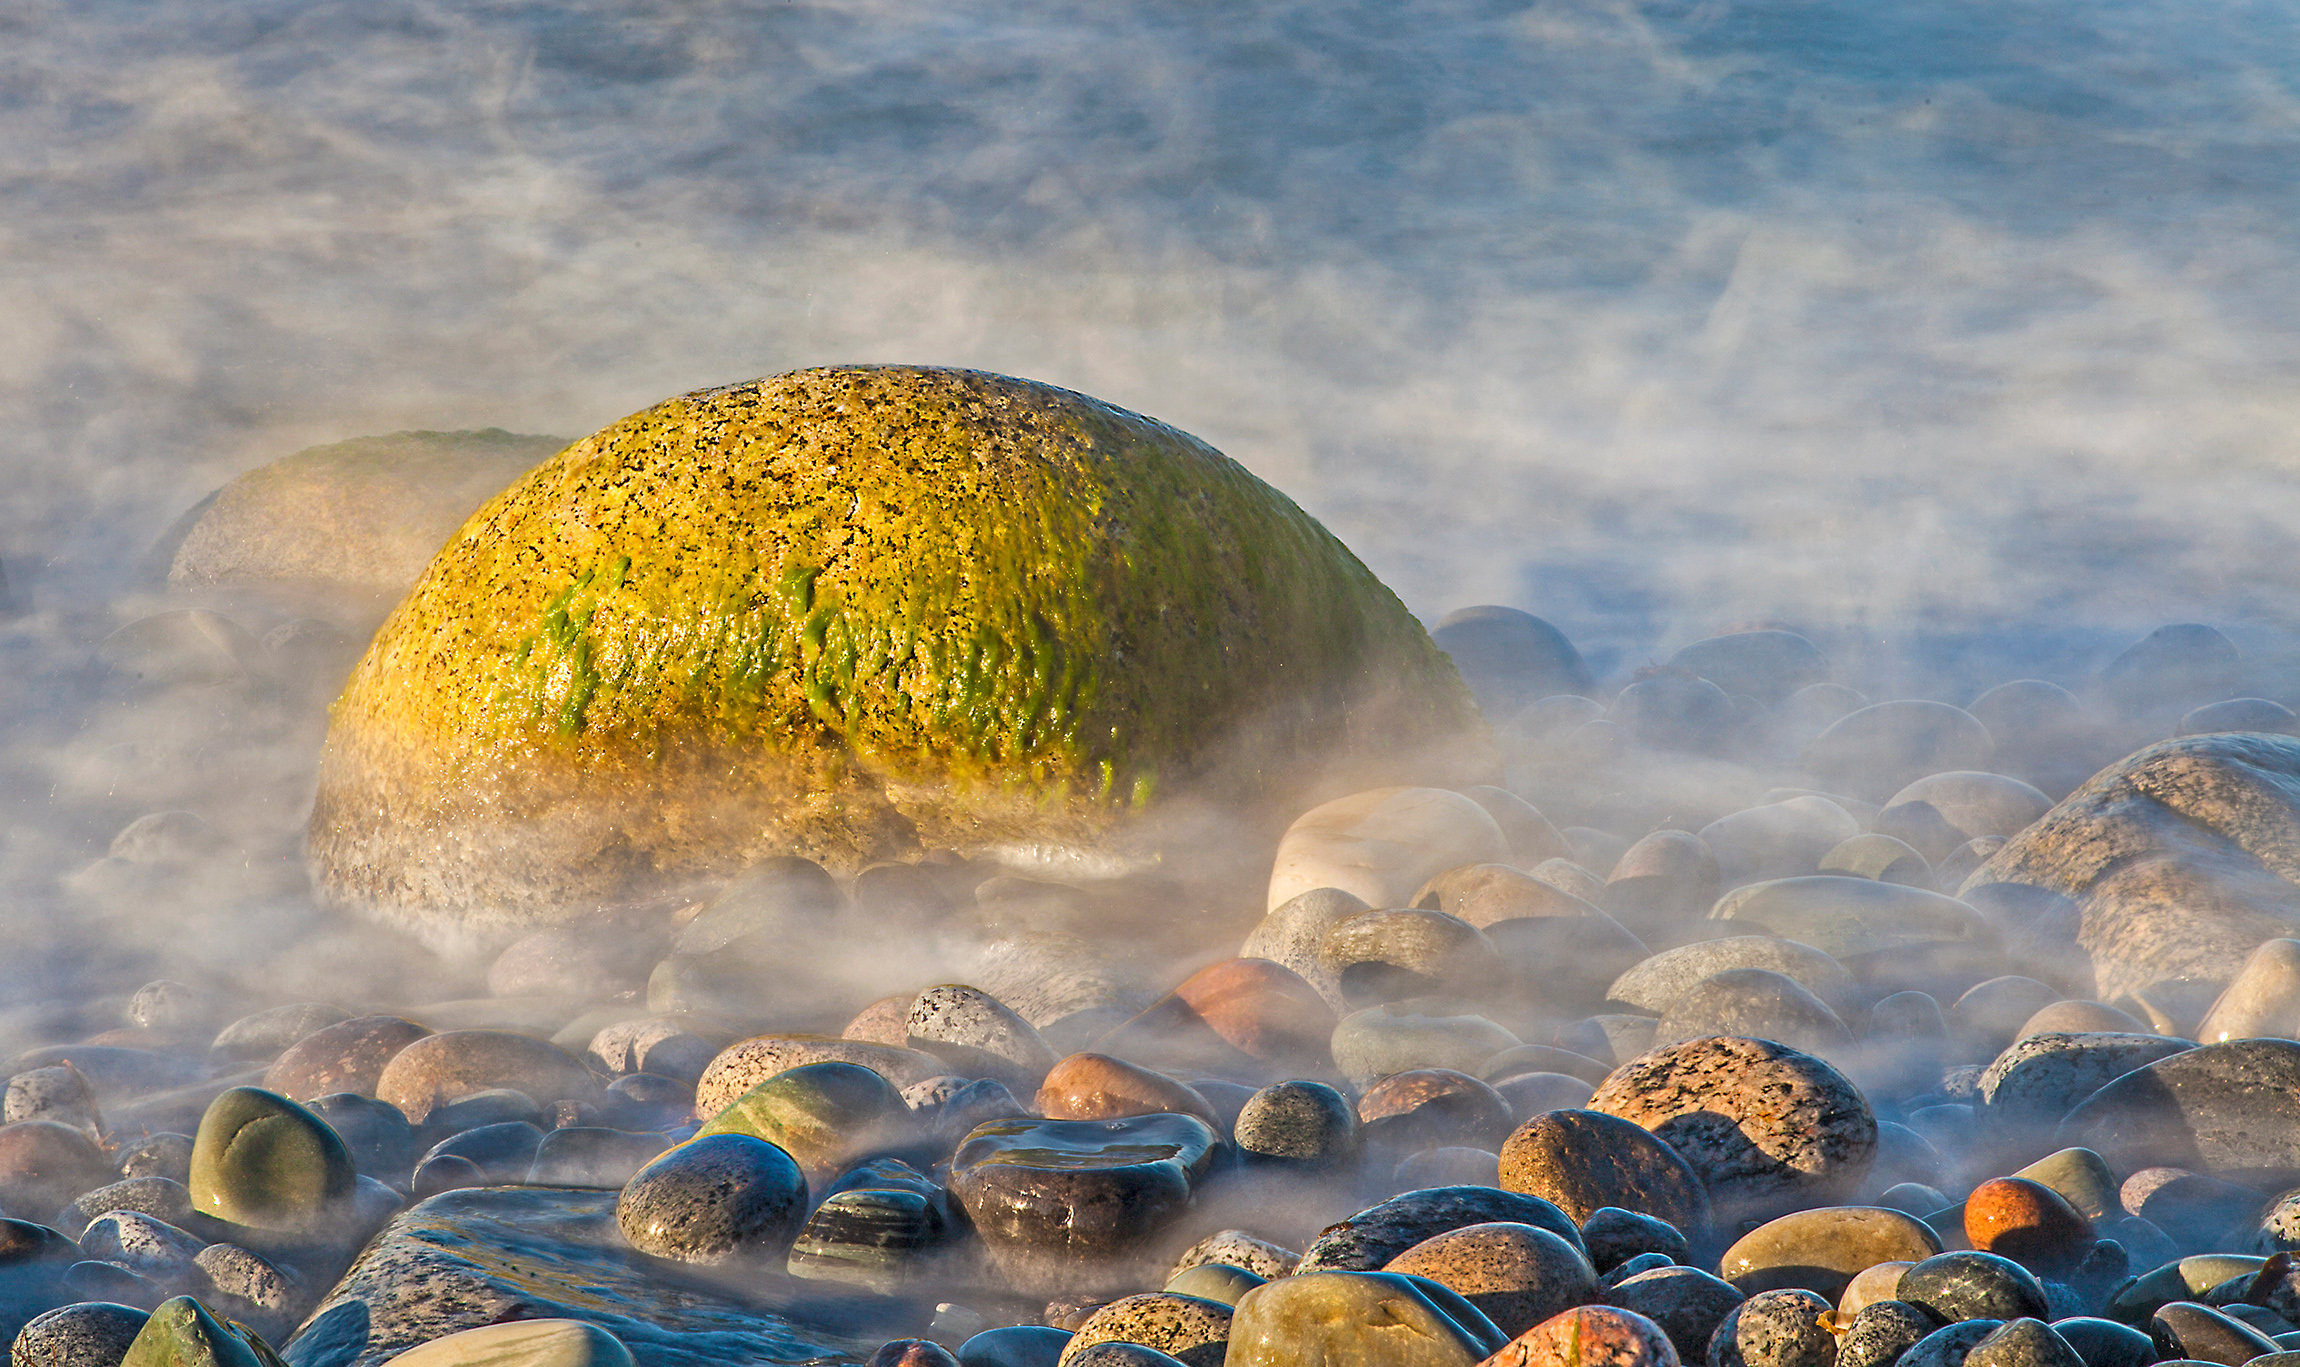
[
  {"left": 163, "top": 429, "right": 569, "bottom": 602},
  {"left": 311, "top": 367, "right": 1482, "bottom": 948}
]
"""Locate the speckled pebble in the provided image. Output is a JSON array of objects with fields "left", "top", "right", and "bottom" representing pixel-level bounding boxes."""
[
  {"left": 11, "top": 1302, "right": 151, "bottom": 1367},
  {"left": 614, "top": 1133, "right": 808, "bottom": 1266},
  {"left": 1836, "top": 1301, "right": 1936, "bottom": 1367},
  {"left": 1704, "top": 1288, "right": 1836, "bottom": 1367},
  {"left": 1055, "top": 1293, "right": 1231, "bottom": 1367}
]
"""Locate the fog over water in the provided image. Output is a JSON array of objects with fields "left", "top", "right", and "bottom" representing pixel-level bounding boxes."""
[{"left": 4, "top": 0, "right": 2300, "bottom": 1007}]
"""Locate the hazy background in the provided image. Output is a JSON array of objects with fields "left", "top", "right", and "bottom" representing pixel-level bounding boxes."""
[{"left": 3, "top": 0, "right": 2300, "bottom": 1008}]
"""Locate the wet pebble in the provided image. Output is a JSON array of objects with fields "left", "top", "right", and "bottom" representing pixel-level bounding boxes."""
[
  {"left": 1383, "top": 1220, "right": 1599, "bottom": 1337},
  {"left": 1225, "top": 1269, "right": 1506, "bottom": 1367},
  {"left": 1902, "top": 1319, "right": 2004, "bottom": 1367},
  {"left": 1897, "top": 1252, "right": 2051, "bottom": 1324},
  {"left": 11, "top": 1301, "right": 150, "bottom": 1367},
  {"left": 79, "top": 1212, "right": 205, "bottom": 1285},
  {"left": 693, "top": 1060, "right": 911, "bottom": 1185},
  {"left": 1056, "top": 1293, "right": 1231, "bottom": 1367},
  {"left": 2146, "top": 1301, "right": 2278, "bottom": 1365},
  {"left": 1486, "top": 1304, "right": 1682, "bottom": 1367},
  {"left": 1719, "top": 1206, "right": 1942, "bottom": 1298},
  {"left": 1298, "top": 1186, "right": 1583, "bottom": 1274},
  {"left": 379, "top": 1319, "right": 636, "bottom": 1367},
  {"left": 1169, "top": 1230, "right": 1301, "bottom": 1282},
  {"left": 1706, "top": 1288, "right": 1838, "bottom": 1367},
  {"left": 1964, "top": 1178, "right": 2093, "bottom": 1277},
  {"left": 957, "top": 1326, "right": 1073, "bottom": 1367},
  {"left": 614, "top": 1132, "right": 808, "bottom": 1266},
  {"left": 1964, "top": 1319, "right": 2086, "bottom": 1367},
  {"left": 1603, "top": 1266, "right": 1743, "bottom": 1362},
  {"left": 193, "top": 1241, "right": 302, "bottom": 1341},
  {"left": 1034, "top": 1055, "right": 1218, "bottom": 1128},
  {"left": 1164, "top": 1263, "right": 1265, "bottom": 1307},
  {"left": 1233, "top": 1080, "right": 1359, "bottom": 1166},
  {"left": 1837, "top": 1301, "right": 1937, "bottom": 1367},
  {"left": 187, "top": 1087, "right": 356, "bottom": 1233},
  {"left": 1582, "top": 1208, "right": 1689, "bottom": 1272}
]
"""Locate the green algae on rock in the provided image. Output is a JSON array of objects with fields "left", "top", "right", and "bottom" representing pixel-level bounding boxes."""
[
  {"left": 165, "top": 430, "right": 571, "bottom": 602},
  {"left": 309, "top": 367, "right": 1483, "bottom": 947}
]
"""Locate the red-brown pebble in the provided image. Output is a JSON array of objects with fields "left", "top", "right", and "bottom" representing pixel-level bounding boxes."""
[
  {"left": 1964, "top": 1176, "right": 2092, "bottom": 1274},
  {"left": 1359, "top": 1069, "right": 1515, "bottom": 1148},
  {"left": 1479, "top": 1305, "right": 1681, "bottom": 1367},
  {"left": 1036, "top": 1053, "right": 1220, "bottom": 1127},
  {"left": 263, "top": 1015, "right": 432, "bottom": 1100},
  {"left": 1170, "top": 958, "right": 1338, "bottom": 1063},
  {"left": 0, "top": 1120, "right": 117, "bottom": 1217}
]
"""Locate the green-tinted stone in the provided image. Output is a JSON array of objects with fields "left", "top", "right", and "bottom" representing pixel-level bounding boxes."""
[
  {"left": 691, "top": 1061, "right": 910, "bottom": 1185},
  {"left": 2012, "top": 1148, "right": 2119, "bottom": 1222},
  {"left": 308, "top": 366, "right": 1484, "bottom": 945},
  {"left": 1165, "top": 1262, "right": 1268, "bottom": 1307},
  {"left": 1227, "top": 1271, "right": 1505, "bottom": 1367},
  {"left": 378, "top": 1319, "right": 636, "bottom": 1367},
  {"left": 188, "top": 1087, "right": 356, "bottom": 1231},
  {"left": 120, "top": 1297, "right": 266, "bottom": 1367}
]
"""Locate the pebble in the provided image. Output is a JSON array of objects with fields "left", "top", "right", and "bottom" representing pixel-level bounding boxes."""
[
  {"left": 115, "top": 1135, "right": 195, "bottom": 1186},
  {"left": 1226, "top": 1269, "right": 1508, "bottom": 1367},
  {"left": 1433, "top": 607, "right": 1595, "bottom": 714},
  {"left": 1233, "top": 1080, "right": 1360, "bottom": 1166},
  {"left": 788, "top": 1184, "right": 948, "bottom": 1294},
  {"left": 1300, "top": 1187, "right": 1585, "bottom": 1274},
  {"left": 1901, "top": 1320, "right": 2004, "bottom": 1367},
  {"left": 2147, "top": 1301, "right": 2279, "bottom": 1364},
  {"left": 6, "top": 1067, "right": 102, "bottom": 1135},
  {"left": 1491, "top": 1073, "right": 1598, "bottom": 1122},
  {"left": 2048, "top": 1317, "right": 2156, "bottom": 1367},
  {"left": 1835, "top": 1264, "right": 1915, "bottom": 1325},
  {"left": 692, "top": 1060, "right": 911, "bottom": 1185},
  {"left": 79, "top": 1211, "right": 205, "bottom": 1284},
  {"left": 2057, "top": 1038, "right": 2300, "bottom": 1183},
  {"left": 1837, "top": 1301, "right": 1936, "bottom": 1367},
  {"left": 1169, "top": 1230, "right": 1302, "bottom": 1282},
  {"left": 0, "top": 1121, "right": 119, "bottom": 1218},
  {"left": 421, "top": 1121, "right": 544, "bottom": 1186},
  {"left": 2122, "top": 1170, "right": 2260, "bottom": 1252},
  {"left": 193, "top": 1241, "right": 303, "bottom": 1341},
  {"left": 1332, "top": 1007, "right": 1521, "bottom": 1087},
  {"left": 1712, "top": 875, "right": 1991, "bottom": 963},
  {"left": 1588, "top": 1036, "right": 1876, "bottom": 1224},
  {"left": 1718, "top": 1206, "right": 1942, "bottom": 1298},
  {"left": 906, "top": 986, "right": 1060, "bottom": 1089},
  {"left": 948, "top": 1113, "right": 1218, "bottom": 1295},
  {"left": 187, "top": 1087, "right": 357, "bottom": 1233},
  {"left": 1697, "top": 800, "right": 1862, "bottom": 887},
  {"left": 587, "top": 1019, "right": 720, "bottom": 1085},
  {"left": 1164, "top": 958, "right": 1337, "bottom": 1067},
  {"left": 304, "top": 1094, "right": 418, "bottom": 1182},
  {"left": 1059, "top": 1346, "right": 1184, "bottom": 1367},
  {"left": 261, "top": 1016, "right": 432, "bottom": 1100},
  {"left": 1963, "top": 1178, "right": 2094, "bottom": 1276},
  {"left": 1582, "top": 1208, "right": 1689, "bottom": 1272},
  {"left": 1056, "top": 1293, "right": 1231, "bottom": 1367},
  {"left": 1165, "top": 1263, "right": 1267, "bottom": 1306},
  {"left": 1803, "top": 700, "right": 1996, "bottom": 804},
  {"left": 1397, "top": 1148, "right": 1505, "bottom": 1190},
  {"left": 1972, "top": 1033, "right": 2191, "bottom": 1155},
  {"left": 1415, "top": 864, "right": 1600, "bottom": 926},
  {"left": 1705, "top": 1288, "right": 1838, "bottom": 1367},
  {"left": 958, "top": 1326, "right": 1074, "bottom": 1367},
  {"left": 1484, "top": 1304, "right": 1683, "bottom": 1367},
  {"left": 1875, "top": 773, "right": 2054, "bottom": 866},
  {"left": 1897, "top": 1252, "right": 2052, "bottom": 1323},
  {"left": 1318, "top": 910, "right": 1501, "bottom": 1008},
  {"left": 1239, "top": 888, "right": 1375, "bottom": 1010},
  {"left": 2193, "top": 939, "right": 2300, "bottom": 1044},
  {"left": 1265, "top": 787, "right": 1511, "bottom": 914},
  {"left": 116, "top": 1296, "right": 264, "bottom": 1367},
  {"left": 1650, "top": 969, "right": 1852, "bottom": 1057},
  {"left": 373, "top": 1031, "right": 600, "bottom": 1126},
  {"left": 1949, "top": 977, "right": 2066, "bottom": 1065},
  {"left": 1964, "top": 1319, "right": 2085, "bottom": 1367},
  {"left": 1606, "top": 939, "right": 1854, "bottom": 1019},
  {"left": 614, "top": 1133, "right": 808, "bottom": 1266},
  {"left": 1819, "top": 834, "right": 1936, "bottom": 888},
  {"left": 11, "top": 1302, "right": 150, "bottom": 1367},
  {"left": 1603, "top": 831, "right": 1724, "bottom": 943},
  {"left": 379, "top": 1319, "right": 636, "bottom": 1367},
  {"left": 1603, "top": 1266, "right": 1743, "bottom": 1361},
  {"left": 1666, "top": 631, "right": 1828, "bottom": 706},
  {"left": 54, "top": 1177, "right": 203, "bottom": 1242},
  {"left": 1361, "top": 1070, "right": 1515, "bottom": 1151},
  {"left": 1498, "top": 1109, "right": 1710, "bottom": 1233},
  {"left": 692, "top": 1037, "right": 948, "bottom": 1116},
  {"left": 1383, "top": 1221, "right": 1600, "bottom": 1337},
  {"left": 210, "top": 1004, "right": 352, "bottom": 1063},
  {"left": 1034, "top": 1055, "right": 1219, "bottom": 1128}
]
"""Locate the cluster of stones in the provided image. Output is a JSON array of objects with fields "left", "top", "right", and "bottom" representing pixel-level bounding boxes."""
[{"left": 16, "top": 606, "right": 2300, "bottom": 1367}]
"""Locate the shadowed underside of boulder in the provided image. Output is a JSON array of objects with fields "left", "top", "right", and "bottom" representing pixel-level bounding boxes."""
[
  {"left": 309, "top": 367, "right": 1484, "bottom": 949},
  {"left": 1962, "top": 733, "right": 2300, "bottom": 1001}
]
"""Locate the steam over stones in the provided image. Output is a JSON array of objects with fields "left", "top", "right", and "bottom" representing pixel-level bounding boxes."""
[{"left": 307, "top": 367, "right": 1484, "bottom": 948}]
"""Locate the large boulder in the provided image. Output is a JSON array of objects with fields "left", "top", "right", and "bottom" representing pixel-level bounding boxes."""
[
  {"left": 164, "top": 430, "right": 569, "bottom": 604},
  {"left": 310, "top": 367, "right": 1483, "bottom": 949},
  {"left": 1960, "top": 734, "right": 2300, "bottom": 1002}
]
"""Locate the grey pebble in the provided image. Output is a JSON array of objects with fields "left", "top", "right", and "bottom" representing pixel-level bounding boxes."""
[
  {"left": 615, "top": 1133, "right": 807, "bottom": 1265},
  {"left": 10, "top": 1301, "right": 150, "bottom": 1367},
  {"left": 1839, "top": 1301, "right": 1941, "bottom": 1367}
]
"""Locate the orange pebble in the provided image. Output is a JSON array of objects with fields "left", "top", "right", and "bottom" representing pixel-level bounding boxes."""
[
  {"left": 1480, "top": 1305, "right": 1681, "bottom": 1367},
  {"left": 1171, "top": 958, "right": 1338, "bottom": 1062},
  {"left": 1964, "top": 1175, "right": 2092, "bottom": 1274},
  {"left": 1034, "top": 1053, "right": 1220, "bottom": 1127}
]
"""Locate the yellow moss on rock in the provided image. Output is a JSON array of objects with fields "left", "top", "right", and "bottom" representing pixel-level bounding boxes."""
[{"left": 310, "top": 367, "right": 1483, "bottom": 948}]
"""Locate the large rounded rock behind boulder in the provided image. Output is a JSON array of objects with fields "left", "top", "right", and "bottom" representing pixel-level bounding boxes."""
[
  {"left": 308, "top": 367, "right": 1485, "bottom": 949},
  {"left": 2055, "top": 1037, "right": 2300, "bottom": 1186},
  {"left": 164, "top": 429, "right": 569, "bottom": 603},
  {"left": 1959, "top": 734, "right": 2300, "bottom": 1003}
]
